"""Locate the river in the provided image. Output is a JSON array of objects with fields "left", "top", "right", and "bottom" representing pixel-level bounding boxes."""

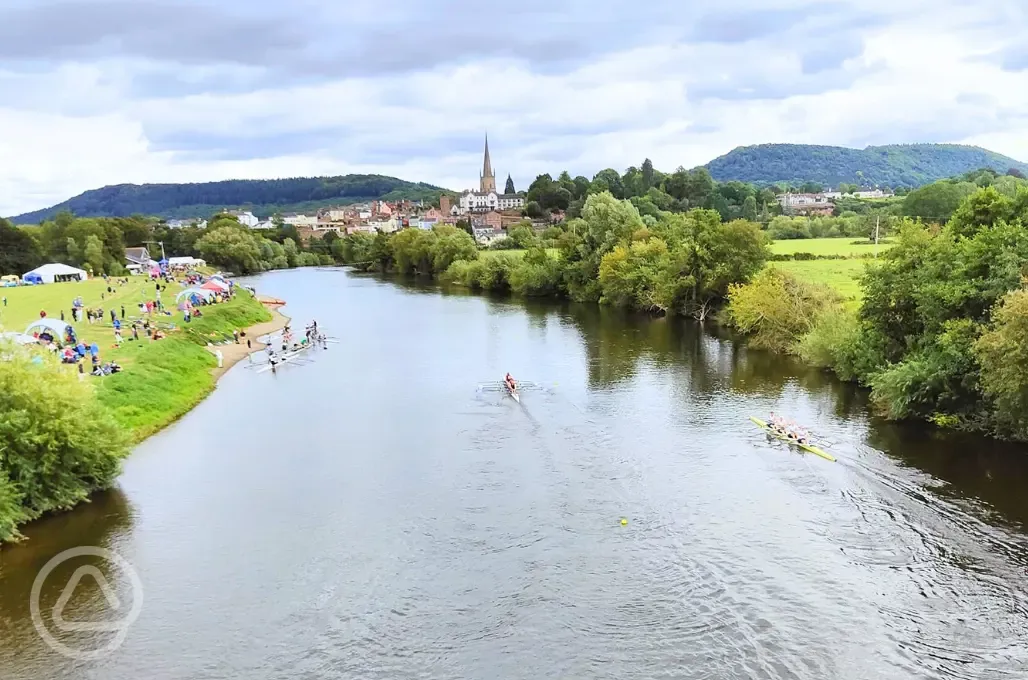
[{"left": 2, "top": 267, "right": 1027, "bottom": 679}]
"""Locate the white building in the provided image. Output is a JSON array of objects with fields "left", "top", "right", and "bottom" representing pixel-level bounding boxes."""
[
  {"left": 282, "top": 213, "right": 318, "bottom": 228},
  {"left": 166, "top": 218, "right": 208, "bottom": 229},
  {"left": 226, "top": 210, "right": 259, "bottom": 228},
  {"left": 452, "top": 135, "right": 524, "bottom": 216},
  {"left": 326, "top": 208, "right": 349, "bottom": 221},
  {"left": 824, "top": 188, "right": 893, "bottom": 200},
  {"left": 777, "top": 192, "right": 831, "bottom": 207}
]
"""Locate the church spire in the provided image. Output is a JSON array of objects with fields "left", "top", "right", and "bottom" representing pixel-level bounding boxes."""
[{"left": 479, "top": 133, "right": 496, "bottom": 193}]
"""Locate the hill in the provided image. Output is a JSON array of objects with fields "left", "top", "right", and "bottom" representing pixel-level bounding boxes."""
[
  {"left": 9, "top": 175, "right": 450, "bottom": 223},
  {"left": 704, "top": 143, "right": 1028, "bottom": 188}
]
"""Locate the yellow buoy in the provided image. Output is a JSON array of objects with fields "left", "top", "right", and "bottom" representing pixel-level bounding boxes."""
[{"left": 620, "top": 518, "right": 628, "bottom": 526}]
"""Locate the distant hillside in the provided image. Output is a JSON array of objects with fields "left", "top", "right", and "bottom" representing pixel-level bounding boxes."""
[
  {"left": 704, "top": 143, "right": 1028, "bottom": 188},
  {"left": 10, "top": 175, "right": 450, "bottom": 223}
]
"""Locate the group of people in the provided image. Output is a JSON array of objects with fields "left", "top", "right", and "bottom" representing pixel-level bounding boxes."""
[{"left": 768, "top": 412, "right": 810, "bottom": 445}]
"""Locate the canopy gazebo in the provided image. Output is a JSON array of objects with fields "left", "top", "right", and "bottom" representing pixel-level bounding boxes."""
[{"left": 24, "top": 319, "right": 77, "bottom": 345}]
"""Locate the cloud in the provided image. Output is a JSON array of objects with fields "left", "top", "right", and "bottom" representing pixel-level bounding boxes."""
[{"left": 3, "top": 0, "right": 1028, "bottom": 217}]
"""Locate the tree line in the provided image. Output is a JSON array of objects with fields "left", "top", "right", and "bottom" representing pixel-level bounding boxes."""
[{"left": 333, "top": 191, "right": 769, "bottom": 321}]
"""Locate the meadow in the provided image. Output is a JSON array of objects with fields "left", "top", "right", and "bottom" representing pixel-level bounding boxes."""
[{"left": 768, "top": 237, "right": 893, "bottom": 257}]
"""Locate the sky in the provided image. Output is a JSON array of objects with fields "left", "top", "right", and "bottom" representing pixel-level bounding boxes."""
[{"left": 2, "top": 0, "right": 1028, "bottom": 217}]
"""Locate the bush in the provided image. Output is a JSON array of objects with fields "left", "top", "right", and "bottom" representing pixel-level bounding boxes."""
[
  {"left": 0, "top": 347, "right": 131, "bottom": 542},
  {"left": 725, "top": 267, "right": 841, "bottom": 352},
  {"left": 509, "top": 248, "right": 563, "bottom": 296}
]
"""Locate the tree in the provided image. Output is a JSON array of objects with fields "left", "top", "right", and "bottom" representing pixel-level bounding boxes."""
[
  {"left": 590, "top": 169, "right": 625, "bottom": 199},
  {"left": 1006, "top": 168, "right": 1026, "bottom": 179},
  {"left": 975, "top": 289, "right": 1028, "bottom": 437},
  {"left": 194, "top": 226, "right": 263, "bottom": 273},
  {"left": 726, "top": 268, "right": 840, "bottom": 352},
  {"left": 0, "top": 219, "right": 43, "bottom": 275},
  {"left": 83, "top": 234, "right": 105, "bottom": 274},
  {"left": 641, "top": 158, "right": 655, "bottom": 191},
  {"left": 903, "top": 180, "right": 977, "bottom": 221},
  {"left": 741, "top": 195, "right": 758, "bottom": 222},
  {"left": 0, "top": 351, "right": 130, "bottom": 542},
  {"left": 504, "top": 175, "right": 516, "bottom": 194},
  {"left": 523, "top": 201, "right": 544, "bottom": 219}
]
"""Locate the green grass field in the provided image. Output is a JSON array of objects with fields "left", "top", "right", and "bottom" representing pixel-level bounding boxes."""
[
  {"left": 769, "top": 238, "right": 893, "bottom": 257},
  {"left": 1, "top": 276, "right": 271, "bottom": 439},
  {"left": 774, "top": 259, "right": 870, "bottom": 305},
  {"left": 478, "top": 248, "right": 559, "bottom": 261}
]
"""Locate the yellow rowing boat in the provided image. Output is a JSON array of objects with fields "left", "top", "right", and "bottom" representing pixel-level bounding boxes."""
[{"left": 749, "top": 416, "right": 836, "bottom": 462}]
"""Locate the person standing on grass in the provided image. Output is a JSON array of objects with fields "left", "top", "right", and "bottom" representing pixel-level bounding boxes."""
[
  {"left": 121, "top": 305, "right": 125, "bottom": 319},
  {"left": 2, "top": 296, "right": 6, "bottom": 307},
  {"left": 110, "top": 309, "right": 116, "bottom": 323},
  {"left": 233, "top": 329, "right": 240, "bottom": 344}
]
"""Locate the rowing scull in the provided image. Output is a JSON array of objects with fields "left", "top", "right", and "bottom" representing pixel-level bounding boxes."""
[{"left": 749, "top": 416, "right": 835, "bottom": 462}]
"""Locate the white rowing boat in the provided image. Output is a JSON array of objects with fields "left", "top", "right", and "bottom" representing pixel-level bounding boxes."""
[
  {"left": 256, "top": 343, "right": 312, "bottom": 374},
  {"left": 504, "top": 379, "right": 520, "bottom": 403}
]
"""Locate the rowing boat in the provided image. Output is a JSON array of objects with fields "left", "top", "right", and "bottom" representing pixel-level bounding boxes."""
[
  {"left": 256, "top": 344, "right": 312, "bottom": 374},
  {"left": 504, "top": 380, "right": 520, "bottom": 403},
  {"left": 749, "top": 416, "right": 835, "bottom": 462}
]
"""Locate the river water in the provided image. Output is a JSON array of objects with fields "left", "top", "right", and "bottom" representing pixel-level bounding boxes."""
[{"left": 2, "top": 267, "right": 1027, "bottom": 680}]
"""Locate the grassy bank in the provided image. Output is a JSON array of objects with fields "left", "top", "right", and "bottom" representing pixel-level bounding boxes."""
[
  {"left": 0, "top": 276, "right": 272, "bottom": 441},
  {"left": 96, "top": 293, "right": 271, "bottom": 439}
]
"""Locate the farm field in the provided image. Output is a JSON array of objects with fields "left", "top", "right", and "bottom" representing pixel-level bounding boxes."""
[
  {"left": 769, "top": 237, "right": 893, "bottom": 257},
  {"left": 774, "top": 258, "right": 870, "bottom": 305}
]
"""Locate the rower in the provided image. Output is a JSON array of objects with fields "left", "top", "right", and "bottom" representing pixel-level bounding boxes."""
[{"left": 505, "top": 372, "right": 517, "bottom": 391}]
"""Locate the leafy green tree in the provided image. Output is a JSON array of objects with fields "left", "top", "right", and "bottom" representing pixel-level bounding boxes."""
[
  {"left": 282, "top": 238, "right": 300, "bottom": 267},
  {"left": 507, "top": 224, "right": 538, "bottom": 249},
  {"left": 65, "top": 236, "right": 82, "bottom": 265},
  {"left": 0, "top": 219, "right": 43, "bottom": 275},
  {"left": 975, "top": 289, "right": 1028, "bottom": 437},
  {"left": 903, "top": 180, "right": 977, "bottom": 220},
  {"left": 523, "top": 201, "right": 544, "bottom": 218},
  {"left": 590, "top": 169, "right": 625, "bottom": 199},
  {"left": 430, "top": 225, "right": 477, "bottom": 272},
  {"left": 641, "top": 158, "right": 655, "bottom": 190},
  {"left": 726, "top": 268, "right": 840, "bottom": 351},
  {"left": 741, "top": 195, "right": 758, "bottom": 222},
  {"left": 194, "top": 226, "right": 263, "bottom": 273},
  {"left": 0, "top": 351, "right": 130, "bottom": 542},
  {"left": 84, "top": 234, "right": 105, "bottom": 274},
  {"left": 947, "top": 186, "right": 1013, "bottom": 237}
]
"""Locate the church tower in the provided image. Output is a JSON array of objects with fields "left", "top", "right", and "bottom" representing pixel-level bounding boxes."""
[{"left": 479, "top": 133, "right": 496, "bottom": 193}]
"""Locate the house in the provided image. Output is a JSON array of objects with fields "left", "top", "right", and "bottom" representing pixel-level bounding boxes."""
[
  {"left": 326, "top": 208, "right": 349, "bottom": 222},
  {"left": 793, "top": 203, "right": 836, "bottom": 216},
  {"left": 472, "top": 227, "right": 507, "bottom": 245},
  {"left": 166, "top": 218, "right": 207, "bottom": 229},
  {"left": 253, "top": 220, "right": 276, "bottom": 230},
  {"left": 368, "top": 216, "right": 399, "bottom": 233},
  {"left": 282, "top": 213, "right": 318, "bottom": 228},
  {"left": 226, "top": 210, "right": 259, "bottom": 228},
  {"left": 777, "top": 192, "right": 830, "bottom": 208},
  {"left": 125, "top": 247, "right": 153, "bottom": 267}
]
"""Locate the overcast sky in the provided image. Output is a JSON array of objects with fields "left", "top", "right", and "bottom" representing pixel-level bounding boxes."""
[{"left": 2, "top": 0, "right": 1027, "bottom": 216}]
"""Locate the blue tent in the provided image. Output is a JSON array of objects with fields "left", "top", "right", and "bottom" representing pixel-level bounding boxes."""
[{"left": 23, "top": 272, "right": 42, "bottom": 284}]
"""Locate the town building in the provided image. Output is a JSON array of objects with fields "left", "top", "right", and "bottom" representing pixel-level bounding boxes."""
[
  {"left": 226, "top": 210, "right": 259, "bottom": 228},
  {"left": 166, "top": 218, "right": 207, "bottom": 229},
  {"left": 282, "top": 213, "right": 318, "bottom": 228},
  {"left": 452, "top": 135, "right": 524, "bottom": 216}
]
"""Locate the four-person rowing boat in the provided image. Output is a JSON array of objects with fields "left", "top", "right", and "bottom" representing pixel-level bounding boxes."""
[
  {"left": 504, "top": 373, "right": 520, "bottom": 403},
  {"left": 749, "top": 416, "right": 835, "bottom": 462}
]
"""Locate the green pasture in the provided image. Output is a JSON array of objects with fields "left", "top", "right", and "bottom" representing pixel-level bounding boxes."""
[
  {"left": 774, "top": 259, "right": 870, "bottom": 305},
  {"left": 769, "top": 238, "right": 893, "bottom": 257}
]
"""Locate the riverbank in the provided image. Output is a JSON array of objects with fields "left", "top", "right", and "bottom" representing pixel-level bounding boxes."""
[
  {"left": 208, "top": 299, "right": 290, "bottom": 380},
  {"left": 95, "top": 290, "right": 275, "bottom": 441}
]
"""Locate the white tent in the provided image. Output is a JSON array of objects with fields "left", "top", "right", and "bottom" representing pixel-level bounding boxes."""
[
  {"left": 23, "top": 263, "right": 87, "bottom": 284},
  {"left": 175, "top": 287, "right": 215, "bottom": 303}
]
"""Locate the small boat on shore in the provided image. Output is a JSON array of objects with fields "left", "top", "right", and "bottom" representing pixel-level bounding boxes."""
[{"left": 749, "top": 416, "right": 835, "bottom": 462}]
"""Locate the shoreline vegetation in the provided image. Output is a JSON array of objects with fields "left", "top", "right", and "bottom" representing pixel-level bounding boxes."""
[
  {"left": 332, "top": 185, "right": 1028, "bottom": 446},
  {"left": 0, "top": 280, "right": 279, "bottom": 543}
]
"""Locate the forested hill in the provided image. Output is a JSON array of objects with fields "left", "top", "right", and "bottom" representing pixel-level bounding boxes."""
[
  {"left": 10, "top": 175, "right": 450, "bottom": 223},
  {"left": 704, "top": 143, "right": 1028, "bottom": 188}
]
